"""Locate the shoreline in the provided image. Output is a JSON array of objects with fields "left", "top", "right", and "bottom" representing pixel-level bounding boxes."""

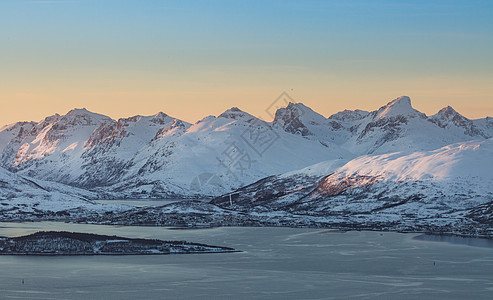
[{"left": 1, "top": 219, "right": 492, "bottom": 241}]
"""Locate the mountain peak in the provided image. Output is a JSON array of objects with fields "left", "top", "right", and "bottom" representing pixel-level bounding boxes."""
[
  {"left": 430, "top": 105, "right": 486, "bottom": 137},
  {"left": 62, "top": 108, "right": 111, "bottom": 126},
  {"left": 389, "top": 96, "right": 411, "bottom": 105},
  {"left": 277, "top": 102, "right": 326, "bottom": 122},
  {"left": 153, "top": 112, "right": 168, "bottom": 119},
  {"left": 218, "top": 107, "right": 255, "bottom": 120},
  {"left": 437, "top": 105, "right": 459, "bottom": 116},
  {"left": 375, "top": 96, "right": 422, "bottom": 119},
  {"left": 286, "top": 102, "right": 309, "bottom": 111},
  {"left": 383, "top": 96, "right": 412, "bottom": 112},
  {"left": 431, "top": 105, "right": 469, "bottom": 125},
  {"left": 66, "top": 107, "right": 104, "bottom": 117},
  {"left": 432, "top": 105, "right": 467, "bottom": 122},
  {"left": 273, "top": 102, "right": 328, "bottom": 136},
  {"left": 67, "top": 108, "right": 90, "bottom": 115},
  {"left": 329, "top": 109, "right": 369, "bottom": 121},
  {"left": 151, "top": 112, "right": 171, "bottom": 124}
]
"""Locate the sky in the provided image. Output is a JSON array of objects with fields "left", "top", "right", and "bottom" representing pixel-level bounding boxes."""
[{"left": 1, "top": 0, "right": 492, "bottom": 126}]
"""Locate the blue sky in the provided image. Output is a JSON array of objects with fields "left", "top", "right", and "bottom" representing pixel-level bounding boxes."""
[{"left": 1, "top": 0, "right": 492, "bottom": 124}]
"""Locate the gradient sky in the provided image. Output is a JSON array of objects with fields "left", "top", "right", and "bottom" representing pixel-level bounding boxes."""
[{"left": 1, "top": 0, "right": 492, "bottom": 126}]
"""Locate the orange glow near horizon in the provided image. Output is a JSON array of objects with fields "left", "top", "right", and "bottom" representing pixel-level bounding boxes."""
[
  {"left": 1, "top": 1, "right": 492, "bottom": 126},
  {"left": 1, "top": 76, "right": 492, "bottom": 127}
]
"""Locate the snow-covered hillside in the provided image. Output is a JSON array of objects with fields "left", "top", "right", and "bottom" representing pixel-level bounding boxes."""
[
  {"left": 0, "top": 96, "right": 491, "bottom": 198},
  {"left": 0, "top": 108, "right": 111, "bottom": 183},
  {"left": 0, "top": 166, "right": 125, "bottom": 220},
  {"left": 213, "top": 139, "right": 493, "bottom": 222}
]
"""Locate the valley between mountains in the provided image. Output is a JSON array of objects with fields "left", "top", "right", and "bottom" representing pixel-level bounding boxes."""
[{"left": 1, "top": 96, "right": 492, "bottom": 237}]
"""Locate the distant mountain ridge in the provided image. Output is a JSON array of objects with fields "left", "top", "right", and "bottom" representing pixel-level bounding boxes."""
[{"left": 0, "top": 96, "right": 491, "bottom": 198}]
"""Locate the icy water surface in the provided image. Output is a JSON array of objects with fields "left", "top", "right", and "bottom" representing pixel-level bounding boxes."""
[
  {"left": 415, "top": 233, "right": 493, "bottom": 249},
  {"left": 1, "top": 223, "right": 492, "bottom": 299}
]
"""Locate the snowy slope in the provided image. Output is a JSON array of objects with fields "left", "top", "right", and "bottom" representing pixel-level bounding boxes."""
[
  {"left": 0, "top": 166, "right": 125, "bottom": 219},
  {"left": 0, "top": 122, "right": 36, "bottom": 153},
  {"left": 329, "top": 139, "right": 493, "bottom": 182},
  {"left": 1, "top": 108, "right": 112, "bottom": 184},
  {"left": 211, "top": 159, "right": 349, "bottom": 209},
  {"left": 213, "top": 139, "right": 493, "bottom": 221},
  {"left": 78, "top": 112, "right": 189, "bottom": 188},
  {"left": 473, "top": 116, "right": 493, "bottom": 138}
]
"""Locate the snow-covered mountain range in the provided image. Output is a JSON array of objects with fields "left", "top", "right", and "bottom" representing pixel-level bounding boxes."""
[
  {"left": 1, "top": 95, "right": 492, "bottom": 236},
  {"left": 1, "top": 96, "right": 491, "bottom": 199}
]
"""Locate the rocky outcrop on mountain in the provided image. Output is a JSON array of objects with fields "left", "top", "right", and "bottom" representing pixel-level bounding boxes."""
[
  {"left": 273, "top": 102, "right": 312, "bottom": 136},
  {"left": 153, "top": 119, "right": 187, "bottom": 140}
]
